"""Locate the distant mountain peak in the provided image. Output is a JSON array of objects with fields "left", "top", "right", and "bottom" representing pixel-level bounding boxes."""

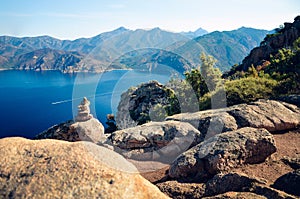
[
  {"left": 114, "top": 26, "right": 128, "bottom": 32},
  {"left": 151, "top": 27, "right": 162, "bottom": 31},
  {"left": 181, "top": 27, "right": 208, "bottom": 38}
]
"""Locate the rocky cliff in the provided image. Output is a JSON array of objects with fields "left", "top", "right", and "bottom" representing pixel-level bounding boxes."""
[
  {"left": 116, "top": 81, "right": 180, "bottom": 129},
  {"left": 225, "top": 16, "right": 300, "bottom": 76}
]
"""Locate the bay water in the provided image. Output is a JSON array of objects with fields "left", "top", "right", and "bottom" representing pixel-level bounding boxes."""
[{"left": 0, "top": 70, "right": 174, "bottom": 138}]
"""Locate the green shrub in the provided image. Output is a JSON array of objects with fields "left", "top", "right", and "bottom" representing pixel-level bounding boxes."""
[{"left": 225, "top": 77, "right": 278, "bottom": 106}]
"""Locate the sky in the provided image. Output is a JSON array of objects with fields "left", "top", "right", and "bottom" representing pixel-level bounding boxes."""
[{"left": 0, "top": 0, "right": 299, "bottom": 40}]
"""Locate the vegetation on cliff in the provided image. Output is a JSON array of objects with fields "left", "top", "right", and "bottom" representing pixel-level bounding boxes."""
[{"left": 167, "top": 16, "right": 300, "bottom": 112}]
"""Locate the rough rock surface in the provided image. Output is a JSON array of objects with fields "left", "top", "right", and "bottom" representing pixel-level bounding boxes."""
[
  {"left": 0, "top": 137, "right": 169, "bottom": 199},
  {"left": 155, "top": 130, "right": 299, "bottom": 199},
  {"left": 167, "top": 100, "right": 300, "bottom": 134},
  {"left": 156, "top": 180, "right": 206, "bottom": 199},
  {"left": 276, "top": 95, "right": 300, "bottom": 107},
  {"left": 116, "top": 81, "right": 180, "bottom": 129},
  {"left": 167, "top": 109, "right": 238, "bottom": 139},
  {"left": 169, "top": 127, "right": 276, "bottom": 180},
  {"left": 253, "top": 184, "right": 298, "bottom": 199},
  {"left": 156, "top": 172, "right": 297, "bottom": 199},
  {"left": 228, "top": 100, "right": 300, "bottom": 132},
  {"left": 204, "top": 172, "right": 265, "bottom": 197},
  {"left": 281, "top": 157, "right": 300, "bottom": 170},
  {"left": 272, "top": 169, "right": 300, "bottom": 196},
  {"left": 35, "top": 97, "right": 104, "bottom": 143},
  {"left": 202, "top": 192, "right": 267, "bottom": 199},
  {"left": 116, "top": 86, "right": 139, "bottom": 129},
  {"left": 156, "top": 172, "right": 296, "bottom": 199},
  {"left": 110, "top": 121, "right": 201, "bottom": 162}
]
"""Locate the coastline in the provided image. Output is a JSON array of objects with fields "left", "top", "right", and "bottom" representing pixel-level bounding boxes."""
[
  {"left": 0, "top": 68, "right": 13, "bottom": 71},
  {"left": 0, "top": 68, "right": 132, "bottom": 74}
]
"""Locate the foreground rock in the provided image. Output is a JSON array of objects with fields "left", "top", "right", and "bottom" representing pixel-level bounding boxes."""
[
  {"left": 156, "top": 180, "right": 206, "bottom": 199},
  {"left": 272, "top": 169, "right": 300, "bottom": 196},
  {"left": 276, "top": 95, "right": 300, "bottom": 107},
  {"left": 0, "top": 137, "right": 169, "bottom": 199},
  {"left": 35, "top": 97, "right": 104, "bottom": 143},
  {"left": 202, "top": 192, "right": 267, "bottom": 199},
  {"left": 167, "top": 100, "right": 300, "bottom": 134},
  {"left": 204, "top": 172, "right": 265, "bottom": 197},
  {"left": 282, "top": 157, "right": 300, "bottom": 170},
  {"left": 169, "top": 127, "right": 276, "bottom": 180},
  {"left": 111, "top": 121, "right": 201, "bottom": 162},
  {"left": 157, "top": 172, "right": 297, "bottom": 199}
]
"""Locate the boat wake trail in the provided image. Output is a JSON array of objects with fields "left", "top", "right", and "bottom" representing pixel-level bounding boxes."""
[{"left": 51, "top": 92, "right": 121, "bottom": 105}]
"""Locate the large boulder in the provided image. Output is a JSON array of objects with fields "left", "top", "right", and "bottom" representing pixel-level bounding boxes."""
[
  {"left": 228, "top": 100, "right": 300, "bottom": 131},
  {"left": 169, "top": 127, "right": 276, "bottom": 180},
  {"left": 35, "top": 97, "right": 105, "bottom": 143},
  {"left": 116, "top": 81, "right": 180, "bottom": 129},
  {"left": 167, "top": 100, "right": 300, "bottom": 133},
  {"left": 167, "top": 109, "right": 238, "bottom": 139},
  {"left": 110, "top": 121, "right": 201, "bottom": 162},
  {"left": 0, "top": 137, "right": 169, "bottom": 199}
]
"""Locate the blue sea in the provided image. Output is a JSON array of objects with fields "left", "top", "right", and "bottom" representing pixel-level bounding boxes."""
[{"left": 0, "top": 69, "right": 176, "bottom": 138}]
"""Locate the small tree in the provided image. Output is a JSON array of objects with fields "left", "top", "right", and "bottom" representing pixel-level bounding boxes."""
[{"left": 200, "top": 52, "right": 223, "bottom": 91}]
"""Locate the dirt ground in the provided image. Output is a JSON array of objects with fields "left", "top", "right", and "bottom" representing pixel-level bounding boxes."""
[
  {"left": 129, "top": 129, "right": 300, "bottom": 184},
  {"left": 232, "top": 129, "right": 300, "bottom": 185}
]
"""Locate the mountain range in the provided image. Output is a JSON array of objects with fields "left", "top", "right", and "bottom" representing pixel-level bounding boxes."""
[{"left": 0, "top": 26, "right": 270, "bottom": 73}]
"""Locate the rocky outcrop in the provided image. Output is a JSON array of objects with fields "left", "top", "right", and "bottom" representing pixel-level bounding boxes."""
[
  {"left": 0, "top": 137, "right": 169, "bottom": 199},
  {"left": 225, "top": 16, "right": 300, "bottom": 75},
  {"left": 116, "top": 81, "right": 180, "bottom": 129},
  {"left": 116, "top": 86, "right": 139, "bottom": 129},
  {"left": 167, "top": 100, "right": 300, "bottom": 135},
  {"left": 35, "top": 97, "right": 104, "bottom": 143},
  {"left": 169, "top": 127, "right": 276, "bottom": 180},
  {"left": 272, "top": 169, "right": 300, "bottom": 196},
  {"left": 110, "top": 121, "right": 201, "bottom": 162},
  {"left": 35, "top": 120, "right": 77, "bottom": 141}
]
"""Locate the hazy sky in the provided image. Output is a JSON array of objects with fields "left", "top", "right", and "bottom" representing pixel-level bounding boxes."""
[{"left": 0, "top": 0, "right": 299, "bottom": 40}]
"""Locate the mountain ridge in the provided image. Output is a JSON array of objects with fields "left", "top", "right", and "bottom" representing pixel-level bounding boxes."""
[{"left": 0, "top": 26, "right": 269, "bottom": 73}]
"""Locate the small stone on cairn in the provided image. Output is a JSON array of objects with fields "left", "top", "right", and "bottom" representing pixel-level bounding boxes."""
[{"left": 75, "top": 97, "right": 93, "bottom": 122}]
